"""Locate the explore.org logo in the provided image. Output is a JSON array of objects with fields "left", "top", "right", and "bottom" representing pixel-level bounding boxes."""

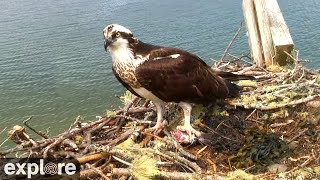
[{"left": 0, "top": 158, "right": 80, "bottom": 179}]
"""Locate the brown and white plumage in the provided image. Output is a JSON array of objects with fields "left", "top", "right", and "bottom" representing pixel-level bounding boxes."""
[{"left": 103, "top": 24, "right": 253, "bottom": 143}]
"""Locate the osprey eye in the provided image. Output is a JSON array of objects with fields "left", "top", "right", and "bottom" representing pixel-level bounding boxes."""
[{"left": 116, "top": 32, "right": 121, "bottom": 38}]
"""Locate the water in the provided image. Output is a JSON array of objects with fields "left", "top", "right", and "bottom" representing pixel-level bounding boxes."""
[{"left": 0, "top": 0, "right": 319, "bottom": 145}]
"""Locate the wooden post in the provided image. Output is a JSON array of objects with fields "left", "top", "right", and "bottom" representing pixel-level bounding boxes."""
[
  {"left": 242, "top": 0, "right": 294, "bottom": 67},
  {"left": 254, "top": 0, "right": 275, "bottom": 66},
  {"left": 242, "top": 0, "right": 264, "bottom": 67},
  {"left": 264, "top": 0, "right": 294, "bottom": 66}
]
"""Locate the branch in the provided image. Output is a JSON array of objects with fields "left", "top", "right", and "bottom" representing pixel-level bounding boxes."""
[
  {"left": 229, "top": 94, "right": 320, "bottom": 110},
  {"left": 77, "top": 153, "right": 107, "bottom": 164},
  {"left": 86, "top": 163, "right": 110, "bottom": 180},
  {"left": 42, "top": 117, "right": 112, "bottom": 158},
  {"left": 112, "top": 168, "right": 223, "bottom": 180},
  {"left": 219, "top": 21, "right": 243, "bottom": 63},
  {"left": 23, "top": 116, "right": 48, "bottom": 139}
]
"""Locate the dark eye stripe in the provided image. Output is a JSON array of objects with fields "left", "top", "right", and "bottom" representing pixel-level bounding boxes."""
[
  {"left": 112, "top": 32, "right": 133, "bottom": 39},
  {"left": 120, "top": 32, "right": 133, "bottom": 39}
]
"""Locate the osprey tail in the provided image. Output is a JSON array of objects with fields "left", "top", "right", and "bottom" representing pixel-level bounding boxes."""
[
  {"left": 225, "top": 80, "right": 241, "bottom": 97},
  {"left": 211, "top": 68, "right": 255, "bottom": 81}
]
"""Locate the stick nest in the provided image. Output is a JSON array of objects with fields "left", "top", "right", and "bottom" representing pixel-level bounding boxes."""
[{"left": 1, "top": 55, "right": 320, "bottom": 179}]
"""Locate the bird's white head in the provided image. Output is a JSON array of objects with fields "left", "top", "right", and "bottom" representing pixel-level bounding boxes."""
[{"left": 103, "top": 24, "right": 135, "bottom": 51}]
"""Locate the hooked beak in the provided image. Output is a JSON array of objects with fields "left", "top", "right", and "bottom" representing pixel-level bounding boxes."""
[
  {"left": 104, "top": 38, "right": 110, "bottom": 50},
  {"left": 104, "top": 37, "right": 115, "bottom": 51}
]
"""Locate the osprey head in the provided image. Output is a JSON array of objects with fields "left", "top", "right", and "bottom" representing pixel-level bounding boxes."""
[{"left": 103, "top": 24, "right": 135, "bottom": 51}]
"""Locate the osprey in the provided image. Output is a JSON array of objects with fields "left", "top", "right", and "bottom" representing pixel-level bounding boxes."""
[{"left": 103, "top": 24, "right": 253, "bottom": 143}]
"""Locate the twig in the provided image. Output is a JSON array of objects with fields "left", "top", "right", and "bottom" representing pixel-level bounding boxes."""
[
  {"left": 227, "top": 52, "right": 254, "bottom": 65},
  {"left": 195, "top": 146, "right": 208, "bottom": 160},
  {"left": 127, "top": 107, "right": 153, "bottom": 114},
  {"left": 128, "top": 146, "right": 198, "bottom": 173},
  {"left": 141, "top": 132, "right": 163, "bottom": 141},
  {"left": 97, "top": 128, "right": 135, "bottom": 146},
  {"left": 85, "top": 120, "right": 110, "bottom": 145},
  {"left": 244, "top": 109, "right": 264, "bottom": 125},
  {"left": 0, "top": 127, "right": 9, "bottom": 148},
  {"left": 288, "top": 128, "right": 308, "bottom": 143},
  {"left": 245, "top": 109, "right": 256, "bottom": 120},
  {"left": 300, "top": 157, "right": 313, "bottom": 168},
  {"left": 139, "top": 126, "right": 161, "bottom": 147},
  {"left": 0, "top": 137, "right": 9, "bottom": 148},
  {"left": 42, "top": 117, "right": 112, "bottom": 158},
  {"left": 111, "top": 115, "right": 153, "bottom": 124},
  {"left": 163, "top": 151, "right": 202, "bottom": 173},
  {"left": 270, "top": 119, "right": 294, "bottom": 128},
  {"left": 86, "top": 163, "right": 110, "bottom": 180},
  {"left": 112, "top": 168, "right": 223, "bottom": 180},
  {"left": 113, "top": 155, "right": 133, "bottom": 166},
  {"left": 219, "top": 21, "right": 243, "bottom": 63},
  {"left": 77, "top": 153, "right": 106, "bottom": 164},
  {"left": 215, "top": 119, "right": 227, "bottom": 131},
  {"left": 111, "top": 168, "right": 132, "bottom": 177},
  {"left": 62, "top": 138, "right": 78, "bottom": 150},
  {"left": 116, "top": 97, "right": 140, "bottom": 115},
  {"left": 229, "top": 94, "right": 320, "bottom": 110},
  {"left": 23, "top": 116, "right": 48, "bottom": 139},
  {"left": 69, "top": 115, "right": 82, "bottom": 131},
  {"left": 0, "top": 127, "right": 7, "bottom": 136},
  {"left": 80, "top": 168, "right": 104, "bottom": 179},
  {"left": 163, "top": 129, "right": 197, "bottom": 160}
]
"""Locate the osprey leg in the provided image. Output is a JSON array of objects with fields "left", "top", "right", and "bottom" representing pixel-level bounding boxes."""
[
  {"left": 145, "top": 102, "right": 164, "bottom": 133},
  {"left": 176, "top": 102, "right": 201, "bottom": 143}
]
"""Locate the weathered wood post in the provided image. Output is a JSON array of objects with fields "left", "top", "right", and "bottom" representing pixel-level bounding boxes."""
[
  {"left": 265, "top": 0, "right": 294, "bottom": 66},
  {"left": 254, "top": 0, "right": 275, "bottom": 66},
  {"left": 243, "top": 0, "right": 294, "bottom": 67},
  {"left": 242, "top": 0, "right": 265, "bottom": 67}
]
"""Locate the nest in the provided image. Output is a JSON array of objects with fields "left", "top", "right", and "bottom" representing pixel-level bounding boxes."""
[
  {"left": 1, "top": 57, "right": 319, "bottom": 179},
  {"left": 1, "top": 25, "right": 320, "bottom": 179}
]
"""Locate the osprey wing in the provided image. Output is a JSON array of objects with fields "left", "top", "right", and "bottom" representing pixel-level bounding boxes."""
[{"left": 135, "top": 53, "right": 230, "bottom": 103}]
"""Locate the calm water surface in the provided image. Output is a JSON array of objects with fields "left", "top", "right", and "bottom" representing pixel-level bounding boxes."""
[{"left": 0, "top": 0, "right": 319, "bottom": 144}]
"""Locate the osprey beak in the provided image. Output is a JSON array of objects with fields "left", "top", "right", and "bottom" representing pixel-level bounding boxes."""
[
  {"left": 104, "top": 39, "right": 109, "bottom": 50},
  {"left": 104, "top": 38, "right": 113, "bottom": 50}
]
